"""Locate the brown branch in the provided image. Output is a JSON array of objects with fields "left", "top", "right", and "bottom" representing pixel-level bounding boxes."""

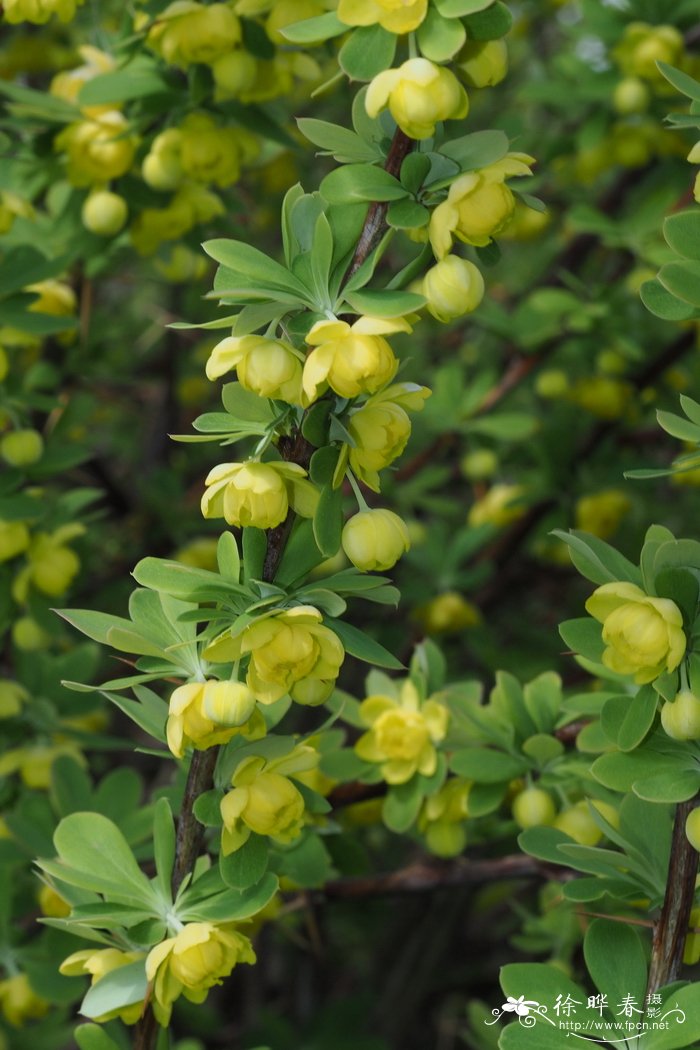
[
  {"left": 306, "top": 853, "right": 568, "bottom": 900},
  {"left": 475, "top": 328, "right": 696, "bottom": 610},
  {"left": 344, "top": 129, "right": 414, "bottom": 282},
  {"left": 646, "top": 797, "right": 700, "bottom": 996}
]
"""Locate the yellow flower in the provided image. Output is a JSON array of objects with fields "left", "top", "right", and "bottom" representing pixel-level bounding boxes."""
[
  {"left": 585, "top": 581, "right": 686, "bottom": 684},
  {"left": 341, "top": 509, "right": 410, "bottom": 572},
  {"left": 166, "top": 679, "right": 262, "bottom": 759},
  {"left": 355, "top": 679, "right": 449, "bottom": 784},
  {"left": 178, "top": 112, "right": 255, "bottom": 187},
  {"left": 0, "top": 191, "right": 33, "bottom": 235},
  {"left": 337, "top": 0, "right": 427, "bottom": 34},
  {"left": 206, "top": 335, "right": 303, "bottom": 404},
  {"left": 0, "top": 521, "right": 30, "bottom": 562},
  {"left": 574, "top": 489, "right": 631, "bottom": 540},
  {"left": 201, "top": 461, "right": 318, "bottom": 529},
  {"left": 0, "top": 680, "right": 28, "bottom": 718},
  {"left": 365, "top": 58, "right": 468, "bottom": 140},
  {"left": 130, "top": 185, "right": 225, "bottom": 256},
  {"left": 12, "top": 523, "right": 85, "bottom": 601},
  {"left": 265, "top": 0, "right": 326, "bottom": 43},
  {"left": 37, "top": 883, "right": 70, "bottom": 918},
  {"left": 347, "top": 382, "right": 430, "bottom": 492},
  {"left": 421, "top": 256, "right": 484, "bottom": 322},
  {"left": 467, "top": 483, "right": 525, "bottom": 528},
  {"left": 3, "top": 0, "right": 84, "bottom": 22},
  {"left": 0, "top": 974, "right": 48, "bottom": 1026},
  {"left": 211, "top": 50, "right": 259, "bottom": 100},
  {"left": 147, "top": 1, "right": 242, "bottom": 67},
  {"left": 429, "top": 153, "right": 535, "bottom": 257},
  {"left": 146, "top": 923, "right": 255, "bottom": 1026},
  {"left": 303, "top": 316, "right": 409, "bottom": 404},
  {"left": 59, "top": 949, "right": 146, "bottom": 1024},
  {"left": 55, "top": 111, "right": 137, "bottom": 187},
  {"left": 26, "top": 278, "right": 76, "bottom": 317},
  {"left": 418, "top": 777, "right": 471, "bottom": 857},
  {"left": 204, "top": 606, "right": 344, "bottom": 705},
  {"left": 456, "top": 39, "right": 508, "bottom": 88},
  {"left": 220, "top": 747, "right": 317, "bottom": 853},
  {"left": 684, "top": 906, "right": 700, "bottom": 965},
  {"left": 568, "top": 377, "right": 631, "bottom": 419},
  {"left": 0, "top": 743, "right": 85, "bottom": 788},
  {"left": 613, "top": 22, "right": 684, "bottom": 83},
  {"left": 415, "top": 591, "right": 481, "bottom": 635},
  {"left": 50, "top": 45, "right": 116, "bottom": 118},
  {"left": 142, "top": 128, "right": 185, "bottom": 190}
]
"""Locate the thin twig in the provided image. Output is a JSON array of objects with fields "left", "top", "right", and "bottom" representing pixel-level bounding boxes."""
[{"left": 646, "top": 797, "right": 699, "bottom": 996}]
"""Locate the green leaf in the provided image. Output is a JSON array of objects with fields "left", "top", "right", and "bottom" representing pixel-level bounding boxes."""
[
  {"left": 243, "top": 527, "right": 267, "bottom": 582},
  {"left": 192, "top": 789, "right": 224, "bottom": 828},
  {"left": 80, "top": 959, "right": 147, "bottom": 1020},
  {"left": 219, "top": 834, "right": 269, "bottom": 890},
  {"left": 584, "top": 918, "right": 647, "bottom": 1013},
  {"left": 179, "top": 872, "right": 278, "bottom": 922},
  {"left": 640, "top": 279, "right": 699, "bottom": 321},
  {"left": 632, "top": 768, "right": 700, "bottom": 803},
  {"left": 552, "top": 529, "right": 642, "bottom": 587},
  {"left": 466, "top": 413, "right": 537, "bottom": 442},
  {"left": 386, "top": 199, "right": 430, "bottom": 230},
  {"left": 434, "top": 0, "right": 493, "bottom": 14},
  {"left": 313, "top": 484, "right": 344, "bottom": 558},
  {"left": 221, "top": 382, "right": 277, "bottom": 423},
  {"left": 278, "top": 834, "right": 335, "bottom": 888},
  {"left": 297, "top": 118, "right": 382, "bottom": 164},
  {"left": 658, "top": 261, "right": 700, "bottom": 308},
  {"left": 462, "top": 0, "right": 512, "bottom": 39},
  {"left": 217, "top": 531, "right": 241, "bottom": 582},
  {"left": 132, "top": 557, "right": 245, "bottom": 601},
  {"left": 320, "top": 164, "right": 407, "bottom": 205},
  {"left": 153, "top": 798, "right": 175, "bottom": 903},
  {"left": 75, "top": 1025, "right": 123, "bottom": 1050},
  {"left": 382, "top": 779, "right": 424, "bottom": 833},
  {"left": 78, "top": 65, "right": 168, "bottom": 105},
  {"left": 437, "top": 130, "right": 509, "bottom": 176},
  {"left": 53, "top": 813, "right": 157, "bottom": 906},
  {"left": 280, "top": 11, "right": 346, "bottom": 42},
  {"left": 343, "top": 288, "right": 425, "bottom": 317},
  {"left": 449, "top": 748, "right": 527, "bottom": 783},
  {"left": 204, "top": 239, "right": 310, "bottom": 299},
  {"left": 664, "top": 210, "right": 700, "bottom": 261},
  {"left": 417, "top": 6, "right": 466, "bottom": 61},
  {"left": 616, "top": 686, "right": 659, "bottom": 752},
  {"left": 325, "top": 617, "right": 403, "bottom": 669},
  {"left": 99, "top": 687, "right": 167, "bottom": 743},
  {"left": 656, "top": 409, "right": 700, "bottom": 443},
  {"left": 339, "top": 24, "right": 397, "bottom": 82},
  {"left": 559, "top": 618, "right": 604, "bottom": 664},
  {"left": 657, "top": 62, "right": 700, "bottom": 100},
  {"left": 643, "top": 982, "right": 700, "bottom": 1049},
  {"left": 50, "top": 756, "right": 93, "bottom": 818}
]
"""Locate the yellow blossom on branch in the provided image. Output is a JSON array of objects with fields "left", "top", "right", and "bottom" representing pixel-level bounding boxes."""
[{"left": 355, "top": 679, "right": 449, "bottom": 784}]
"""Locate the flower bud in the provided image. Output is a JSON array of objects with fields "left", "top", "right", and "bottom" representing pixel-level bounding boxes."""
[
  {"left": 12, "top": 617, "right": 50, "bottom": 651},
  {"left": 201, "top": 681, "right": 257, "bottom": 726},
  {"left": 1, "top": 428, "right": 43, "bottom": 466},
  {"left": 342, "top": 509, "right": 410, "bottom": 572},
  {"left": 661, "top": 691, "right": 700, "bottom": 741},
  {"left": 461, "top": 449, "right": 498, "bottom": 481},
  {"left": 511, "top": 786, "right": 556, "bottom": 829},
  {"left": 613, "top": 77, "right": 650, "bottom": 115},
  {"left": 81, "top": 190, "right": 128, "bottom": 236},
  {"left": 422, "top": 256, "right": 484, "bottom": 322},
  {"left": 366, "top": 57, "right": 468, "bottom": 140},
  {"left": 553, "top": 801, "right": 603, "bottom": 845},
  {"left": 0, "top": 520, "right": 30, "bottom": 562},
  {"left": 685, "top": 807, "right": 700, "bottom": 852}
]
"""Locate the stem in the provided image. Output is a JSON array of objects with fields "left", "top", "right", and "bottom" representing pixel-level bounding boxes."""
[
  {"left": 344, "top": 129, "right": 414, "bottom": 282},
  {"left": 646, "top": 797, "right": 699, "bottom": 996},
  {"left": 347, "top": 469, "right": 370, "bottom": 511},
  {"left": 137, "top": 120, "right": 417, "bottom": 1050}
]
